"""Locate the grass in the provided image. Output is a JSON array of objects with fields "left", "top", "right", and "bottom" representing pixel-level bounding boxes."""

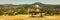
[{"left": 0, "top": 15, "right": 60, "bottom": 20}]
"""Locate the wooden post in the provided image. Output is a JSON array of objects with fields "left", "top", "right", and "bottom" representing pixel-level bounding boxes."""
[{"left": 40, "top": 10, "right": 43, "bottom": 17}]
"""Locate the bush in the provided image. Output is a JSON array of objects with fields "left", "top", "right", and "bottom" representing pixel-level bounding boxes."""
[{"left": 45, "top": 10, "right": 54, "bottom": 16}]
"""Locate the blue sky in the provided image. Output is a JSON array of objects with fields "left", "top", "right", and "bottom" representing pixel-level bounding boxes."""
[{"left": 0, "top": 0, "right": 60, "bottom": 5}]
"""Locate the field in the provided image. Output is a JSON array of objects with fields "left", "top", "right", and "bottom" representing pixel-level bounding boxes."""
[{"left": 0, "top": 15, "right": 60, "bottom": 20}]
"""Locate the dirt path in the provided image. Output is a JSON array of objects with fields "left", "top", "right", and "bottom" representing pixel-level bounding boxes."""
[{"left": 0, "top": 15, "right": 60, "bottom": 20}]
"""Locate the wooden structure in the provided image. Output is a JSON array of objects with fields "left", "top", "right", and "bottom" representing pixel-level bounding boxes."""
[{"left": 29, "top": 4, "right": 45, "bottom": 17}]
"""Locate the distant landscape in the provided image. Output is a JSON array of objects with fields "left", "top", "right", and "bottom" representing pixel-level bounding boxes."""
[
  {"left": 0, "top": 2, "right": 60, "bottom": 16},
  {"left": 0, "top": 2, "right": 60, "bottom": 20}
]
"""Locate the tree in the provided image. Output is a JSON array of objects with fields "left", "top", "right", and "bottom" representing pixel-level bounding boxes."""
[{"left": 17, "top": 7, "right": 28, "bottom": 15}]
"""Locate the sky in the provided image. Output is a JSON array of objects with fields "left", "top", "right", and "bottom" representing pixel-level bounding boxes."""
[{"left": 0, "top": 0, "right": 60, "bottom": 5}]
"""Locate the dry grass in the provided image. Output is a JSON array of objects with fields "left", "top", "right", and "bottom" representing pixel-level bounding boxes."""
[{"left": 0, "top": 15, "right": 60, "bottom": 20}]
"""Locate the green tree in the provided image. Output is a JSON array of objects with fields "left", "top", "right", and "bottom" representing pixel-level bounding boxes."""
[
  {"left": 17, "top": 7, "right": 28, "bottom": 15},
  {"left": 45, "top": 9, "right": 55, "bottom": 16}
]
